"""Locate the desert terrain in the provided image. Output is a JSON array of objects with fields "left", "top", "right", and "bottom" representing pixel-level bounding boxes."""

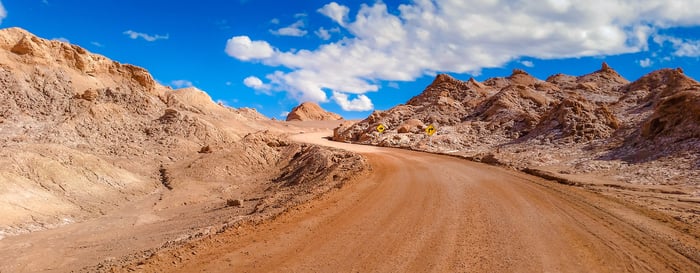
[
  {"left": 0, "top": 28, "right": 366, "bottom": 272},
  {"left": 0, "top": 27, "right": 699, "bottom": 273}
]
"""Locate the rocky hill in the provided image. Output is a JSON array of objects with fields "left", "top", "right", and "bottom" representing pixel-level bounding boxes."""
[
  {"left": 334, "top": 63, "right": 700, "bottom": 188},
  {"left": 0, "top": 27, "right": 366, "bottom": 238},
  {"left": 286, "top": 101, "right": 343, "bottom": 121}
]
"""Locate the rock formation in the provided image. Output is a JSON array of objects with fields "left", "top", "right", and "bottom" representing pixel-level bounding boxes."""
[
  {"left": 334, "top": 62, "right": 700, "bottom": 187},
  {"left": 0, "top": 27, "right": 366, "bottom": 238},
  {"left": 286, "top": 101, "right": 343, "bottom": 121}
]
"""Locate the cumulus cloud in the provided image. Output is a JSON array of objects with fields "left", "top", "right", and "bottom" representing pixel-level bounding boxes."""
[
  {"left": 170, "top": 80, "right": 193, "bottom": 88},
  {"left": 0, "top": 1, "right": 6, "bottom": 24},
  {"left": 270, "top": 20, "right": 307, "bottom": 37},
  {"left": 123, "top": 30, "right": 169, "bottom": 42},
  {"left": 225, "top": 36, "right": 275, "bottom": 61},
  {"left": 638, "top": 58, "right": 653, "bottom": 68},
  {"left": 332, "top": 91, "right": 373, "bottom": 111},
  {"left": 315, "top": 27, "right": 331, "bottom": 40},
  {"left": 318, "top": 2, "right": 349, "bottom": 26},
  {"left": 520, "top": 60, "right": 535, "bottom": 67},
  {"left": 655, "top": 35, "right": 700, "bottom": 57},
  {"left": 315, "top": 27, "right": 339, "bottom": 40},
  {"left": 243, "top": 76, "right": 271, "bottom": 93},
  {"left": 228, "top": 0, "right": 700, "bottom": 111}
]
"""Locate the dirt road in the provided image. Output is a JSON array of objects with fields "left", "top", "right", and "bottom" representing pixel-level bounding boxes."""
[{"left": 122, "top": 131, "right": 700, "bottom": 273}]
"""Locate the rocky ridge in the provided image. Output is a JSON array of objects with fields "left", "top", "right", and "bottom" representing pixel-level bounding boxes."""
[{"left": 0, "top": 27, "right": 366, "bottom": 238}]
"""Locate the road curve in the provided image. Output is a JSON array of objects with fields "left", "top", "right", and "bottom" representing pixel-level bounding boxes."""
[{"left": 131, "top": 132, "right": 700, "bottom": 273}]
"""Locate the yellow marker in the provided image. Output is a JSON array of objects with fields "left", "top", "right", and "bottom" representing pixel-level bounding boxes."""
[
  {"left": 425, "top": 124, "right": 436, "bottom": 136},
  {"left": 376, "top": 124, "right": 386, "bottom": 133}
]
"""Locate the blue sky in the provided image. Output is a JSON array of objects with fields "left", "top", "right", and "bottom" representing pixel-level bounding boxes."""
[{"left": 3, "top": 0, "right": 700, "bottom": 119}]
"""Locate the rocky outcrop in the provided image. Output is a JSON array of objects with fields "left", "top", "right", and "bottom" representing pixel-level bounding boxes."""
[
  {"left": 333, "top": 62, "right": 700, "bottom": 187},
  {"left": 528, "top": 96, "right": 619, "bottom": 143},
  {"left": 286, "top": 102, "right": 343, "bottom": 121}
]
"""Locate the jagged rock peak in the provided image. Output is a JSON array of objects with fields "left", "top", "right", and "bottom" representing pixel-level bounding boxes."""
[
  {"left": 576, "top": 61, "right": 628, "bottom": 86},
  {"left": 626, "top": 68, "right": 700, "bottom": 94},
  {"left": 430, "top": 73, "right": 461, "bottom": 86},
  {"left": 597, "top": 62, "right": 623, "bottom": 76},
  {"left": 511, "top": 68, "right": 530, "bottom": 76},
  {"left": 286, "top": 101, "right": 343, "bottom": 121},
  {"left": 467, "top": 77, "right": 486, "bottom": 89}
]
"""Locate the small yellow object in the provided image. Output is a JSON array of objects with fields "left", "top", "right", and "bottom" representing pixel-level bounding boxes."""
[
  {"left": 376, "top": 124, "right": 386, "bottom": 133},
  {"left": 425, "top": 124, "right": 436, "bottom": 136}
]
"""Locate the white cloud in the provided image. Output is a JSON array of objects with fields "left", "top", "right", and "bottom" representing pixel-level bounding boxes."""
[
  {"left": 270, "top": 18, "right": 280, "bottom": 24},
  {"left": 170, "top": 80, "right": 193, "bottom": 88},
  {"left": 225, "top": 36, "right": 274, "bottom": 61},
  {"left": 0, "top": 1, "right": 6, "bottom": 24},
  {"left": 315, "top": 27, "right": 331, "bottom": 40},
  {"left": 280, "top": 111, "right": 290, "bottom": 117},
  {"left": 638, "top": 58, "right": 653, "bottom": 67},
  {"left": 243, "top": 76, "right": 271, "bottom": 94},
  {"left": 318, "top": 2, "right": 349, "bottom": 26},
  {"left": 653, "top": 34, "right": 700, "bottom": 57},
  {"left": 520, "top": 60, "right": 534, "bottom": 67},
  {"left": 315, "top": 27, "right": 339, "bottom": 40},
  {"left": 674, "top": 41, "right": 700, "bottom": 57},
  {"left": 388, "top": 82, "right": 400, "bottom": 89},
  {"left": 91, "top": 41, "right": 104, "bottom": 47},
  {"left": 123, "top": 30, "right": 169, "bottom": 42},
  {"left": 332, "top": 91, "right": 373, "bottom": 111},
  {"left": 228, "top": 0, "right": 700, "bottom": 111},
  {"left": 225, "top": 81, "right": 232, "bottom": 86},
  {"left": 270, "top": 20, "right": 307, "bottom": 37},
  {"left": 52, "top": 37, "right": 69, "bottom": 43}
]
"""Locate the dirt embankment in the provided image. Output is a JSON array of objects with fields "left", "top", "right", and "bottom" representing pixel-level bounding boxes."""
[{"left": 0, "top": 129, "right": 369, "bottom": 273}]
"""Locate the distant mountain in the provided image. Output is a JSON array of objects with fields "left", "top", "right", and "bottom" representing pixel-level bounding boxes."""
[{"left": 286, "top": 101, "right": 343, "bottom": 121}]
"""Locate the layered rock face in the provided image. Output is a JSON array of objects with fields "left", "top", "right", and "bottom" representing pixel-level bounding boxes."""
[
  {"left": 286, "top": 101, "right": 343, "bottom": 121},
  {"left": 334, "top": 63, "right": 700, "bottom": 187}
]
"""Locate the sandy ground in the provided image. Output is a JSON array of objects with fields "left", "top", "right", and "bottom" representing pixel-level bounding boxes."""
[{"left": 112, "top": 131, "right": 700, "bottom": 272}]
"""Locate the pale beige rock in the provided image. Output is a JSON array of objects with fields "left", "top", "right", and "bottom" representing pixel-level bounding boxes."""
[
  {"left": 286, "top": 101, "right": 343, "bottom": 121},
  {"left": 397, "top": 118, "right": 424, "bottom": 133},
  {"left": 0, "top": 28, "right": 367, "bottom": 242}
]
